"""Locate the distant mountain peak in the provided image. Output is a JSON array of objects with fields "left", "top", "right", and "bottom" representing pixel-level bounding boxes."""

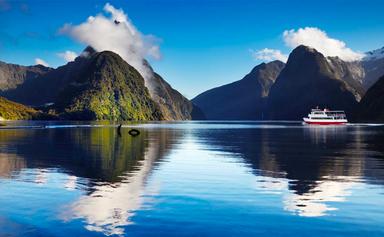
[
  {"left": 363, "top": 46, "right": 384, "bottom": 61},
  {"left": 292, "top": 45, "right": 317, "bottom": 54},
  {"left": 285, "top": 45, "right": 327, "bottom": 66},
  {"left": 192, "top": 60, "right": 285, "bottom": 120},
  {"left": 249, "top": 60, "right": 284, "bottom": 74},
  {"left": 268, "top": 44, "right": 361, "bottom": 119},
  {"left": 79, "top": 46, "right": 97, "bottom": 59}
]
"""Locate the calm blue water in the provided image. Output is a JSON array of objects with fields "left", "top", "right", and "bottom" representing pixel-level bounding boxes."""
[{"left": 0, "top": 121, "right": 384, "bottom": 236}]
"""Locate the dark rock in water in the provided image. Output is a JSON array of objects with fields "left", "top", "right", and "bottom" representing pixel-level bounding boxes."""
[
  {"left": 128, "top": 129, "right": 140, "bottom": 137},
  {"left": 357, "top": 75, "right": 384, "bottom": 122},
  {"left": 268, "top": 45, "right": 359, "bottom": 120},
  {"left": 192, "top": 60, "right": 285, "bottom": 120}
]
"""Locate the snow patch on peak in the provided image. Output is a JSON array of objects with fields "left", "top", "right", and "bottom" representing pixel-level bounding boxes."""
[{"left": 363, "top": 46, "right": 384, "bottom": 61}]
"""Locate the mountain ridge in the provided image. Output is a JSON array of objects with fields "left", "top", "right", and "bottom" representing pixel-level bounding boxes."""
[
  {"left": 0, "top": 61, "right": 51, "bottom": 91},
  {"left": 52, "top": 50, "right": 163, "bottom": 120},
  {"left": 357, "top": 74, "right": 384, "bottom": 122},
  {"left": 268, "top": 45, "right": 360, "bottom": 120},
  {"left": 192, "top": 60, "right": 285, "bottom": 120},
  {"left": 0, "top": 47, "right": 193, "bottom": 121}
]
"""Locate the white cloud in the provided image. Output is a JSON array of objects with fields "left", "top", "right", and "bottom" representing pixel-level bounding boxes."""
[
  {"left": 34, "top": 58, "right": 49, "bottom": 67},
  {"left": 251, "top": 48, "right": 288, "bottom": 62},
  {"left": 283, "top": 27, "right": 364, "bottom": 61},
  {"left": 59, "top": 3, "right": 161, "bottom": 89},
  {"left": 57, "top": 50, "right": 78, "bottom": 62}
]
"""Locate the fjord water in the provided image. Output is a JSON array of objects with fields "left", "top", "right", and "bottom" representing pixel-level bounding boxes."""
[{"left": 0, "top": 122, "right": 384, "bottom": 237}]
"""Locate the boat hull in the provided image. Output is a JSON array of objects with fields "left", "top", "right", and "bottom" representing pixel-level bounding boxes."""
[{"left": 303, "top": 118, "right": 347, "bottom": 125}]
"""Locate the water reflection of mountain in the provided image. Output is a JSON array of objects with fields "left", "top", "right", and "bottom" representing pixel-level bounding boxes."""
[
  {"left": 0, "top": 126, "right": 182, "bottom": 235},
  {"left": 67, "top": 128, "right": 181, "bottom": 236},
  {"left": 197, "top": 125, "right": 384, "bottom": 216},
  {"left": 0, "top": 127, "right": 178, "bottom": 182}
]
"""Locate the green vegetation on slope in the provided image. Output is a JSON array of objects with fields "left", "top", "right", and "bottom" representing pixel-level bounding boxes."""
[
  {"left": 0, "top": 47, "right": 193, "bottom": 121},
  {"left": 0, "top": 96, "right": 43, "bottom": 120},
  {"left": 54, "top": 51, "right": 163, "bottom": 121}
]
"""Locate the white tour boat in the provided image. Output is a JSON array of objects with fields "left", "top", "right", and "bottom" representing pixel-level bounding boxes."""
[{"left": 303, "top": 108, "right": 348, "bottom": 125}]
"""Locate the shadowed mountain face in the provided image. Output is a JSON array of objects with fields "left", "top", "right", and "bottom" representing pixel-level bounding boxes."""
[
  {"left": 358, "top": 75, "right": 384, "bottom": 122},
  {"left": 326, "top": 57, "right": 365, "bottom": 100},
  {"left": 0, "top": 62, "right": 51, "bottom": 91},
  {"left": 192, "top": 61, "right": 285, "bottom": 120},
  {"left": 307, "top": 46, "right": 384, "bottom": 93},
  {"left": 144, "top": 61, "right": 193, "bottom": 120},
  {"left": 0, "top": 62, "right": 53, "bottom": 120},
  {"left": 192, "top": 45, "right": 371, "bottom": 121},
  {"left": 324, "top": 49, "right": 384, "bottom": 92},
  {"left": 0, "top": 48, "right": 99, "bottom": 106},
  {"left": 268, "top": 46, "right": 360, "bottom": 120},
  {"left": 362, "top": 47, "right": 384, "bottom": 89},
  {"left": 362, "top": 58, "right": 384, "bottom": 90}
]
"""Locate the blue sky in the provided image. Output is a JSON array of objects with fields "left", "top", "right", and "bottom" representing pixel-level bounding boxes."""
[{"left": 1, "top": 0, "right": 384, "bottom": 98}]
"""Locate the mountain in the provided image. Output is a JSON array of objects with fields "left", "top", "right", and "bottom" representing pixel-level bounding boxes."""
[
  {"left": 332, "top": 46, "right": 384, "bottom": 91},
  {"left": 0, "top": 47, "right": 104, "bottom": 106},
  {"left": 268, "top": 45, "right": 360, "bottom": 120},
  {"left": 284, "top": 46, "right": 384, "bottom": 97},
  {"left": 0, "top": 55, "right": 92, "bottom": 106},
  {"left": 192, "top": 61, "right": 285, "bottom": 120},
  {"left": 326, "top": 57, "right": 365, "bottom": 101},
  {"left": 357, "top": 75, "right": 384, "bottom": 122},
  {"left": 361, "top": 47, "right": 384, "bottom": 90},
  {"left": 0, "top": 47, "right": 192, "bottom": 121},
  {"left": 0, "top": 61, "right": 51, "bottom": 91},
  {"left": 364, "top": 46, "right": 384, "bottom": 61},
  {"left": 53, "top": 51, "right": 163, "bottom": 120},
  {"left": 0, "top": 96, "right": 44, "bottom": 120},
  {"left": 143, "top": 61, "right": 193, "bottom": 120}
]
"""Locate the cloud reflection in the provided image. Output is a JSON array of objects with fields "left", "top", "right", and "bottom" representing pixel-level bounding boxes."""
[
  {"left": 64, "top": 130, "right": 174, "bottom": 236},
  {"left": 283, "top": 179, "right": 356, "bottom": 217},
  {"left": 68, "top": 149, "right": 156, "bottom": 235},
  {"left": 198, "top": 123, "right": 378, "bottom": 218},
  {"left": 253, "top": 174, "right": 359, "bottom": 217}
]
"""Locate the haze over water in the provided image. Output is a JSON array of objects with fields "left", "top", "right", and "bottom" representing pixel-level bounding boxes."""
[{"left": 0, "top": 121, "right": 384, "bottom": 236}]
